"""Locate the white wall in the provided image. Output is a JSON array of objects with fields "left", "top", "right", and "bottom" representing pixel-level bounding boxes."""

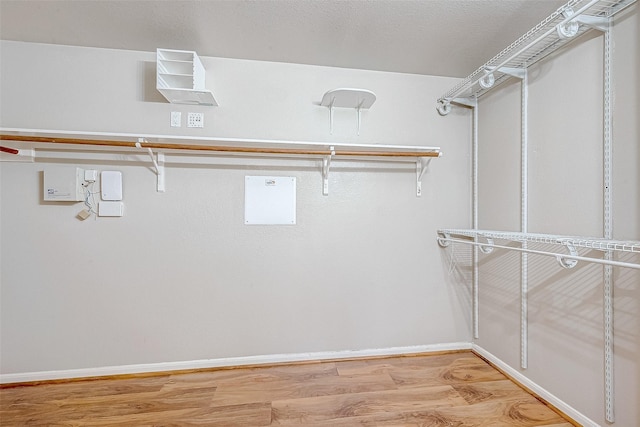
[
  {"left": 475, "top": 4, "right": 639, "bottom": 426},
  {"left": 0, "top": 41, "right": 472, "bottom": 375}
]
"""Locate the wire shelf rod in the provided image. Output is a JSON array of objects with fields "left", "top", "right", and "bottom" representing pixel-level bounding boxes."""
[
  {"left": 437, "top": 229, "right": 640, "bottom": 254},
  {"left": 437, "top": 236, "right": 640, "bottom": 270}
]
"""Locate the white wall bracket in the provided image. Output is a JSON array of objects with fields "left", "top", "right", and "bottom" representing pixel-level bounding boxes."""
[
  {"left": 557, "top": 242, "right": 578, "bottom": 269},
  {"left": 486, "top": 66, "right": 527, "bottom": 80},
  {"left": 322, "top": 146, "right": 335, "bottom": 196},
  {"left": 477, "top": 235, "right": 495, "bottom": 254},
  {"left": 136, "top": 138, "right": 165, "bottom": 192},
  {"left": 437, "top": 97, "right": 477, "bottom": 116},
  {"left": 321, "top": 89, "right": 376, "bottom": 135},
  {"left": 575, "top": 15, "right": 610, "bottom": 32},
  {"left": 416, "top": 157, "right": 432, "bottom": 197}
]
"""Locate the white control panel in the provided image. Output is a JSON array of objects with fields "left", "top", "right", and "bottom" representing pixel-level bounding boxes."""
[{"left": 101, "top": 171, "right": 123, "bottom": 201}]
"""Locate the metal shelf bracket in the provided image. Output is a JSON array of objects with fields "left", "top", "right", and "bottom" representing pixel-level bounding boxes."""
[
  {"left": 416, "top": 157, "right": 432, "bottom": 197},
  {"left": 477, "top": 235, "right": 495, "bottom": 254},
  {"left": 576, "top": 15, "right": 610, "bottom": 32},
  {"left": 557, "top": 242, "right": 578, "bottom": 269},
  {"left": 437, "top": 97, "right": 477, "bottom": 116},
  {"left": 137, "top": 138, "right": 165, "bottom": 192},
  {"left": 437, "top": 231, "right": 451, "bottom": 247},
  {"left": 322, "top": 146, "right": 335, "bottom": 196},
  {"left": 487, "top": 66, "right": 526, "bottom": 80}
]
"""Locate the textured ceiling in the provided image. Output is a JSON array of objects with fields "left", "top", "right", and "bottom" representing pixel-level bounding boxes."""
[{"left": 0, "top": 0, "right": 567, "bottom": 77}]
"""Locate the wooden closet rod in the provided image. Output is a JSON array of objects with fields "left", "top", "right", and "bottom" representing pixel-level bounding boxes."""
[{"left": 0, "top": 134, "right": 440, "bottom": 158}]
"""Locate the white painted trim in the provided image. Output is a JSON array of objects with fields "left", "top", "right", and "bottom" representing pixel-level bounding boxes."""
[
  {"left": 0, "top": 342, "right": 471, "bottom": 384},
  {"left": 472, "top": 344, "right": 600, "bottom": 427}
]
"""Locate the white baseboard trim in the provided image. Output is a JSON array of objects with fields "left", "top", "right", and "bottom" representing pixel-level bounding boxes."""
[
  {"left": 1, "top": 342, "right": 472, "bottom": 384},
  {"left": 472, "top": 344, "right": 599, "bottom": 427}
]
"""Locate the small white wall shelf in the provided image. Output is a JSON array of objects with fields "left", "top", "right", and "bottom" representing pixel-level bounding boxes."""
[
  {"left": 156, "top": 48, "right": 218, "bottom": 106},
  {"left": 320, "top": 88, "right": 376, "bottom": 135}
]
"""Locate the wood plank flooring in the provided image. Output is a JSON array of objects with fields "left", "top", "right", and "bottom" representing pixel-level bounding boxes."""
[{"left": 0, "top": 351, "right": 575, "bottom": 426}]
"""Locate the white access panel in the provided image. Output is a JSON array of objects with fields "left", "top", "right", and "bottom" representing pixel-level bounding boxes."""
[
  {"left": 101, "top": 171, "right": 122, "bottom": 201},
  {"left": 245, "top": 176, "right": 296, "bottom": 225},
  {"left": 43, "top": 167, "right": 84, "bottom": 201},
  {"left": 98, "top": 201, "right": 124, "bottom": 217}
]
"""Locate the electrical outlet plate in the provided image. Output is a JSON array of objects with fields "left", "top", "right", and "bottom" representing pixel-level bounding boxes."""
[
  {"left": 187, "top": 112, "right": 204, "bottom": 128},
  {"left": 171, "top": 111, "right": 181, "bottom": 127}
]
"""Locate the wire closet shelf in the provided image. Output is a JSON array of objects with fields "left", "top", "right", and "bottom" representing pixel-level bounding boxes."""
[
  {"left": 436, "top": 0, "right": 636, "bottom": 113},
  {"left": 437, "top": 229, "right": 640, "bottom": 270}
]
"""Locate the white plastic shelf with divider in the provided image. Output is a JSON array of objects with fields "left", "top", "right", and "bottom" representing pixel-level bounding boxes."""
[{"left": 156, "top": 48, "right": 218, "bottom": 106}]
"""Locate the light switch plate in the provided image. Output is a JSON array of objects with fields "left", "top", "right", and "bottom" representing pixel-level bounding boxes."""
[
  {"left": 187, "top": 112, "right": 204, "bottom": 128},
  {"left": 170, "top": 111, "right": 182, "bottom": 127}
]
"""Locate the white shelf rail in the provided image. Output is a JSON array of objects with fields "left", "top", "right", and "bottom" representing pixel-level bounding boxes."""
[
  {"left": 435, "top": 0, "right": 636, "bottom": 114},
  {"left": 437, "top": 228, "right": 639, "bottom": 424},
  {"left": 0, "top": 128, "right": 441, "bottom": 196},
  {"left": 437, "top": 229, "right": 640, "bottom": 271}
]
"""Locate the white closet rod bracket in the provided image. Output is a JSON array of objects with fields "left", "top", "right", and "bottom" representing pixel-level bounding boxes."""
[
  {"left": 322, "top": 146, "right": 335, "bottom": 196},
  {"left": 416, "top": 157, "right": 433, "bottom": 197},
  {"left": 477, "top": 235, "right": 495, "bottom": 254},
  {"left": 437, "top": 231, "right": 451, "bottom": 247},
  {"left": 136, "top": 138, "right": 165, "bottom": 192},
  {"left": 557, "top": 242, "right": 578, "bottom": 269},
  {"left": 437, "top": 97, "right": 477, "bottom": 116}
]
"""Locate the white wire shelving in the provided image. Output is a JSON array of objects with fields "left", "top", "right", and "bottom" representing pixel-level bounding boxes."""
[
  {"left": 436, "top": 0, "right": 636, "bottom": 114},
  {"left": 437, "top": 229, "right": 640, "bottom": 270},
  {"left": 438, "top": 229, "right": 640, "bottom": 254}
]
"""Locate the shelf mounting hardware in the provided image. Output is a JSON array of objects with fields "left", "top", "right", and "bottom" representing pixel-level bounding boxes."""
[
  {"left": 557, "top": 242, "right": 578, "bottom": 269},
  {"left": 478, "top": 72, "right": 495, "bottom": 89},
  {"left": 557, "top": 7, "right": 580, "bottom": 38},
  {"left": 437, "top": 231, "right": 451, "bottom": 247},
  {"left": 416, "top": 157, "right": 433, "bottom": 197},
  {"left": 321, "top": 88, "right": 376, "bottom": 135},
  {"left": 136, "top": 138, "right": 165, "bottom": 192},
  {"left": 322, "top": 146, "right": 335, "bottom": 196},
  {"left": 437, "top": 96, "right": 478, "bottom": 116},
  {"left": 477, "top": 235, "right": 495, "bottom": 254}
]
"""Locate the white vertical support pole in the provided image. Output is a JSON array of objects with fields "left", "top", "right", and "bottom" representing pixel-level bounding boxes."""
[
  {"left": 603, "top": 21, "right": 614, "bottom": 424},
  {"left": 472, "top": 102, "right": 479, "bottom": 340},
  {"left": 520, "top": 70, "right": 529, "bottom": 370}
]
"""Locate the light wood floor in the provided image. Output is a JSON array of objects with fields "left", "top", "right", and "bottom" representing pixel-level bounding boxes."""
[{"left": 0, "top": 351, "right": 575, "bottom": 426}]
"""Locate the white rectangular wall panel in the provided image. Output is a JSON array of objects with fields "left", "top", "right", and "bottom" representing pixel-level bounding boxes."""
[
  {"left": 43, "top": 167, "right": 84, "bottom": 201},
  {"left": 101, "top": 171, "right": 122, "bottom": 201},
  {"left": 244, "top": 176, "right": 296, "bottom": 225},
  {"left": 98, "top": 201, "right": 124, "bottom": 217}
]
